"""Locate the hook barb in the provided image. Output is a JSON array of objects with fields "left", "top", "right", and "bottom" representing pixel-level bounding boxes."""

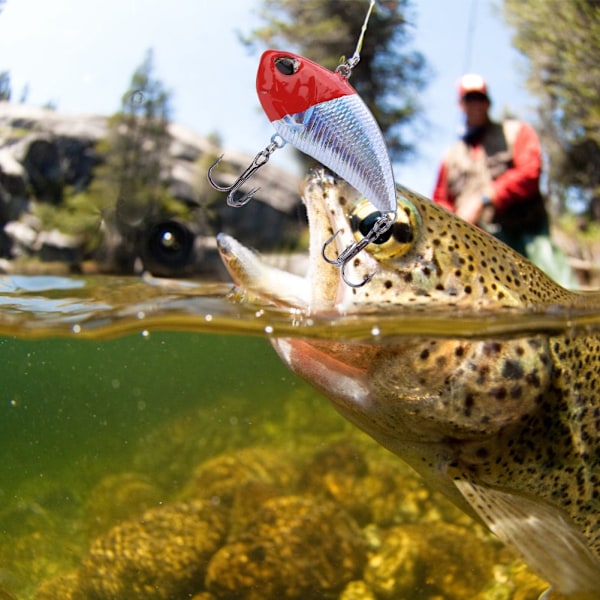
[{"left": 341, "top": 260, "right": 375, "bottom": 287}]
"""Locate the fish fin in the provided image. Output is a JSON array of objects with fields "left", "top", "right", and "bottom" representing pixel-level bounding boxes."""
[
  {"left": 453, "top": 472, "right": 600, "bottom": 596},
  {"left": 271, "top": 338, "right": 370, "bottom": 408}
]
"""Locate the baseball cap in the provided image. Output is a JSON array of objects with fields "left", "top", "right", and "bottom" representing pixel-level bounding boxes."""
[{"left": 458, "top": 73, "right": 490, "bottom": 100}]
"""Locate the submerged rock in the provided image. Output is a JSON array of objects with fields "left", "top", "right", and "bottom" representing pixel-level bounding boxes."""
[
  {"left": 205, "top": 495, "right": 366, "bottom": 600},
  {"left": 184, "top": 446, "right": 298, "bottom": 506},
  {"left": 299, "top": 440, "right": 466, "bottom": 529},
  {"left": 28, "top": 415, "right": 547, "bottom": 600},
  {"left": 77, "top": 499, "right": 227, "bottom": 600},
  {"left": 364, "top": 522, "right": 498, "bottom": 599},
  {"left": 300, "top": 440, "right": 374, "bottom": 525}
]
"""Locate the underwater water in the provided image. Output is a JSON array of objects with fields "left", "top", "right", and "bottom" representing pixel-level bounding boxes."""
[{"left": 2, "top": 274, "right": 599, "bottom": 600}]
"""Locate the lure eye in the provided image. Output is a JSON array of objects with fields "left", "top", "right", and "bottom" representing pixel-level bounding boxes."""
[{"left": 274, "top": 56, "right": 300, "bottom": 76}]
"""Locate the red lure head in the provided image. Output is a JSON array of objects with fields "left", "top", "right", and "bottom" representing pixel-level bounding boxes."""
[{"left": 256, "top": 49, "right": 356, "bottom": 122}]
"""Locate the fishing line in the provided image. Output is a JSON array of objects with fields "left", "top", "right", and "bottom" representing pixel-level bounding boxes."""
[{"left": 337, "top": 0, "right": 376, "bottom": 78}]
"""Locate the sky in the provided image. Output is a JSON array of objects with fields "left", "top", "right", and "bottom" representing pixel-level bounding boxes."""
[{"left": 0, "top": 0, "right": 534, "bottom": 197}]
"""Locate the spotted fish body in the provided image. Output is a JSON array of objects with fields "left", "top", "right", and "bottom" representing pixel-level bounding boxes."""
[
  {"left": 217, "top": 172, "right": 600, "bottom": 598},
  {"left": 256, "top": 50, "right": 396, "bottom": 215}
]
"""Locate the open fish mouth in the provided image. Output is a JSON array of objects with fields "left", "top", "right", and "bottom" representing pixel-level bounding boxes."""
[{"left": 217, "top": 170, "right": 378, "bottom": 314}]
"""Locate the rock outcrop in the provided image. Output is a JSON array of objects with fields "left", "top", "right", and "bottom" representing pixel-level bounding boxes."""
[{"left": 0, "top": 102, "right": 304, "bottom": 277}]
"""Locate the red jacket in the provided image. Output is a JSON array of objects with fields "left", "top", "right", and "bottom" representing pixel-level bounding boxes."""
[{"left": 432, "top": 120, "right": 542, "bottom": 212}]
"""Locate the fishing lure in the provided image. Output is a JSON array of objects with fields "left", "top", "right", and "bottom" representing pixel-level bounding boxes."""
[
  {"left": 256, "top": 49, "right": 397, "bottom": 218},
  {"left": 208, "top": 1, "right": 396, "bottom": 286}
]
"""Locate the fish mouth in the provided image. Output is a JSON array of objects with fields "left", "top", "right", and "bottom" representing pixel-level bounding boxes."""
[{"left": 217, "top": 170, "right": 378, "bottom": 314}]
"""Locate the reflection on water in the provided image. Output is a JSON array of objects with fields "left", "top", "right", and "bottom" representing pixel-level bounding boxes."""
[{"left": 2, "top": 274, "right": 594, "bottom": 599}]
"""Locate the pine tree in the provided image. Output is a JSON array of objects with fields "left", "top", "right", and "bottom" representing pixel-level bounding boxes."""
[{"left": 100, "top": 49, "right": 174, "bottom": 230}]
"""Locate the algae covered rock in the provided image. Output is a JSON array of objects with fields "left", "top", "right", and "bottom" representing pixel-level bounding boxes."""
[
  {"left": 300, "top": 440, "right": 430, "bottom": 527},
  {"left": 227, "top": 479, "right": 287, "bottom": 539},
  {"left": 300, "top": 441, "right": 371, "bottom": 525},
  {"left": 205, "top": 495, "right": 366, "bottom": 600},
  {"left": 364, "top": 521, "right": 497, "bottom": 599},
  {"left": 184, "top": 446, "right": 298, "bottom": 506},
  {"left": 78, "top": 499, "right": 227, "bottom": 599}
]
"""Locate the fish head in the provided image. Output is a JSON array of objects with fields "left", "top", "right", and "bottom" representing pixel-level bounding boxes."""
[
  {"left": 219, "top": 169, "right": 556, "bottom": 314},
  {"left": 217, "top": 170, "right": 554, "bottom": 445}
]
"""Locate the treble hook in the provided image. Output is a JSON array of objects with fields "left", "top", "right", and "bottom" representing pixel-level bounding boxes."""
[
  {"left": 322, "top": 211, "right": 395, "bottom": 287},
  {"left": 207, "top": 135, "right": 286, "bottom": 207}
]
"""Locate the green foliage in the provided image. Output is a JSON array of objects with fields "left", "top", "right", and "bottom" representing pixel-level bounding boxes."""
[
  {"left": 242, "top": 0, "right": 428, "bottom": 163},
  {"left": 504, "top": 0, "right": 600, "bottom": 219},
  {"left": 103, "top": 49, "right": 173, "bottom": 222}
]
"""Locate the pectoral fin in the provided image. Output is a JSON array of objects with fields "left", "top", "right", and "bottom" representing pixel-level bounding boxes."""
[{"left": 453, "top": 472, "right": 600, "bottom": 597}]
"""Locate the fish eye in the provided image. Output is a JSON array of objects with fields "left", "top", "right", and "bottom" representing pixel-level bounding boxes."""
[
  {"left": 274, "top": 56, "right": 300, "bottom": 76},
  {"left": 392, "top": 221, "right": 413, "bottom": 244}
]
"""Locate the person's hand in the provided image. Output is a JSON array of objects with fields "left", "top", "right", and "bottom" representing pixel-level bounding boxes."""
[{"left": 456, "top": 195, "right": 484, "bottom": 224}]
